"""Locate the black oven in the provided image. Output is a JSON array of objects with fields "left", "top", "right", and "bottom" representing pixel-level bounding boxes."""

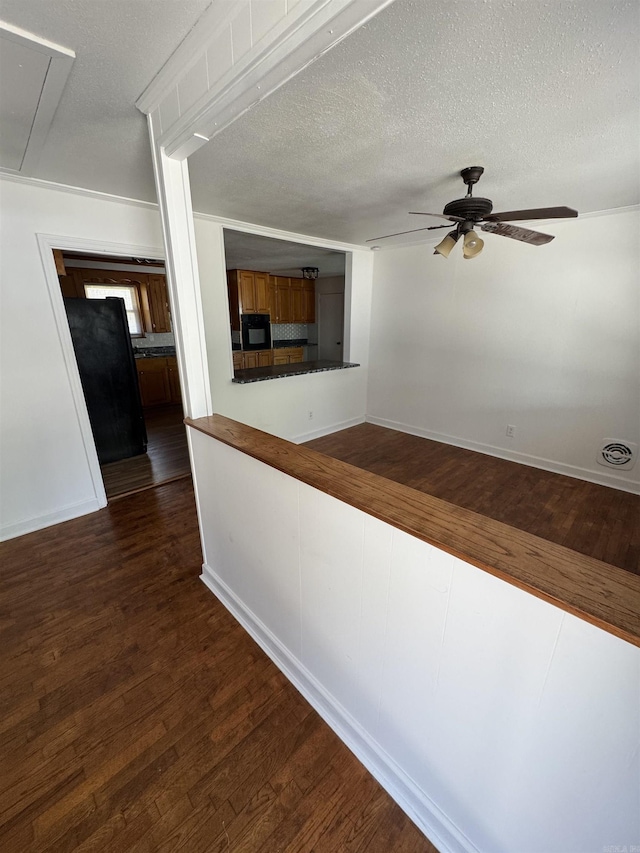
[{"left": 241, "top": 314, "right": 271, "bottom": 351}]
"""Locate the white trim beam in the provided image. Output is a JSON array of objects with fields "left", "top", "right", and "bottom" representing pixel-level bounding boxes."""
[
  {"left": 147, "top": 114, "right": 212, "bottom": 419},
  {"left": 136, "top": 0, "right": 395, "bottom": 160}
]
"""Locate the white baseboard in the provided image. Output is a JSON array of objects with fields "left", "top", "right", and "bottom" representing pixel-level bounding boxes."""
[
  {"left": 0, "top": 497, "right": 104, "bottom": 542},
  {"left": 291, "top": 415, "right": 366, "bottom": 444},
  {"left": 200, "top": 562, "right": 480, "bottom": 853},
  {"left": 366, "top": 415, "right": 640, "bottom": 495}
]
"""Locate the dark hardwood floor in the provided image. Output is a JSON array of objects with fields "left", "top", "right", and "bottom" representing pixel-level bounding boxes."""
[
  {"left": 304, "top": 423, "right": 640, "bottom": 575},
  {"left": 101, "top": 404, "right": 191, "bottom": 500},
  {"left": 0, "top": 479, "right": 436, "bottom": 853}
]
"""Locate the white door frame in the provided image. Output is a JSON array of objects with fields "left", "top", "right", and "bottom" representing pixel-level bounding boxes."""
[{"left": 36, "top": 232, "right": 166, "bottom": 509}]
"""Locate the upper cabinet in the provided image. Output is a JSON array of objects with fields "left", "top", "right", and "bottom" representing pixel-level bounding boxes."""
[
  {"left": 145, "top": 275, "right": 172, "bottom": 333},
  {"left": 273, "top": 275, "right": 292, "bottom": 323},
  {"left": 227, "top": 269, "right": 270, "bottom": 321},
  {"left": 60, "top": 268, "right": 172, "bottom": 336},
  {"left": 269, "top": 276, "right": 315, "bottom": 323},
  {"left": 228, "top": 269, "right": 315, "bottom": 326}
]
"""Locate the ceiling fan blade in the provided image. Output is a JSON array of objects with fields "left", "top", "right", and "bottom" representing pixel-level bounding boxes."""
[
  {"left": 480, "top": 222, "right": 555, "bottom": 245},
  {"left": 486, "top": 206, "right": 578, "bottom": 222},
  {"left": 409, "top": 211, "right": 464, "bottom": 222},
  {"left": 366, "top": 224, "right": 450, "bottom": 242}
]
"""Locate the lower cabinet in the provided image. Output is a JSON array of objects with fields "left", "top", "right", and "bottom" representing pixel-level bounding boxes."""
[
  {"left": 233, "top": 350, "right": 273, "bottom": 370},
  {"left": 273, "top": 347, "right": 304, "bottom": 365},
  {"left": 232, "top": 348, "right": 306, "bottom": 371},
  {"left": 166, "top": 357, "right": 181, "bottom": 403},
  {"left": 136, "top": 356, "right": 181, "bottom": 406}
]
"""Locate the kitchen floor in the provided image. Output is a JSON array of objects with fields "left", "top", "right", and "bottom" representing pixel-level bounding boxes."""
[{"left": 100, "top": 403, "right": 190, "bottom": 499}]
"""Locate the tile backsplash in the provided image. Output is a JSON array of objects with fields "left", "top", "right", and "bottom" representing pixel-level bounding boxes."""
[
  {"left": 135, "top": 332, "right": 175, "bottom": 349},
  {"left": 272, "top": 323, "right": 317, "bottom": 343}
]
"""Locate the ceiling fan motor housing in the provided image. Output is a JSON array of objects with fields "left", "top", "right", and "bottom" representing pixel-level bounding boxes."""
[{"left": 444, "top": 196, "right": 493, "bottom": 222}]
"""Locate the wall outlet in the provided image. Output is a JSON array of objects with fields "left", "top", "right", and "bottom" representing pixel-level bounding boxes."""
[
  {"left": 506, "top": 424, "right": 516, "bottom": 438},
  {"left": 308, "top": 411, "right": 314, "bottom": 420}
]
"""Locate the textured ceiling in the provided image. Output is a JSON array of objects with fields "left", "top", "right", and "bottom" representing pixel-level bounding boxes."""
[
  {"left": 223, "top": 229, "right": 345, "bottom": 277},
  {"left": 0, "top": 0, "right": 637, "bottom": 250},
  {"left": 0, "top": 0, "right": 210, "bottom": 201},
  {"left": 189, "top": 0, "right": 640, "bottom": 244}
]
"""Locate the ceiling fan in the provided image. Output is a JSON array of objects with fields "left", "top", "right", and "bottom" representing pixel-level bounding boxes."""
[{"left": 367, "top": 167, "right": 578, "bottom": 259}]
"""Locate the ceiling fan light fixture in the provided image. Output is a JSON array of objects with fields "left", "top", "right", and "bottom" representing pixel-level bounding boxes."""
[
  {"left": 301, "top": 267, "right": 319, "bottom": 280},
  {"left": 462, "top": 229, "right": 484, "bottom": 259},
  {"left": 433, "top": 230, "right": 459, "bottom": 258}
]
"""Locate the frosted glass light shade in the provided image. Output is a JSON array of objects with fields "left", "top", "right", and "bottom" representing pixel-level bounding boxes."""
[
  {"left": 434, "top": 233, "right": 458, "bottom": 258},
  {"left": 462, "top": 230, "right": 484, "bottom": 259}
]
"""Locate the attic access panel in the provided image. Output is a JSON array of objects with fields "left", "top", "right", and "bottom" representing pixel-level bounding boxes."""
[{"left": 0, "top": 21, "right": 74, "bottom": 174}]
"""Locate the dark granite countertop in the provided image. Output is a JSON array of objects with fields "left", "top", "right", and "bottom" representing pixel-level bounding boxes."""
[
  {"left": 232, "top": 360, "right": 359, "bottom": 384},
  {"left": 272, "top": 339, "right": 308, "bottom": 348},
  {"left": 133, "top": 346, "right": 176, "bottom": 359}
]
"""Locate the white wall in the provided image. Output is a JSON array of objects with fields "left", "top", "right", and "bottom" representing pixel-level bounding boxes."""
[
  {"left": 192, "top": 429, "right": 640, "bottom": 853},
  {"left": 0, "top": 176, "right": 164, "bottom": 539},
  {"left": 194, "top": 216, "right": 371, "bottom": 442},
  {"left": 367, "top": 208, "right": 640, "bottom": 491}
]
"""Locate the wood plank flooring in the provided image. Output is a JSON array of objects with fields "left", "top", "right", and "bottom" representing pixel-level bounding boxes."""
[
  {"left": 304, "top": 423, "right": 640, "bottom": 576},
  {"left": 100, "top": 404, "right": 191, "bottom": 500},
  {"left": 0, "top": 479, "right": 436, "bottom": 853}
]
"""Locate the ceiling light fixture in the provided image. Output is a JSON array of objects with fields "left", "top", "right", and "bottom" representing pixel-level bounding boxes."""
[
  {"left": 433, "top": 230, "right": 460, "bottom": 258},
  {"left": 301, "top": 267, "right": 319, "bottom": 280}
]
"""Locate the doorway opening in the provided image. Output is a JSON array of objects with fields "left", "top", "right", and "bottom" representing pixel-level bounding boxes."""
[{"left": 55, "top": 249, "right": 190, "bottom": 499}]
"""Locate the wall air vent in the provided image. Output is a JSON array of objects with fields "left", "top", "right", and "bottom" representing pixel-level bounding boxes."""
[{"left": 597, "top": 439, "right": 637, "bottom": 470}]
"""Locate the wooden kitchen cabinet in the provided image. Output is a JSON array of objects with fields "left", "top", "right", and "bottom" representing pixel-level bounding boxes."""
[
  {"left": 273, "top": 346, "right": 304, "bottom": 365},
  {"left": 228, "top": 269, "right": 313, "bottom": 337},
  {"left": 146, "top": 275, "right": 172, "bottom": 333},
  {"left": 166, "top": 356, "right": 182, "bottom": 403},
  {"left": 290, "top": 279, "right": 303, "bottom": 323},
  {"left": 136, "top": 356, "right": 181, "bottom": 406},
  {"left": 268, "top": 277, "right": 277, "bottom": 318},
  {"left": 270, "top": 276, "right": 314, "bottom": 324},
  {"left": 254, "top": 273, "right": 270, "bottom": 314},
  {"left": 67, "top": 269, "right": 172, "bottom": 335},
  {"left": 227, "top": 269, "right": 270, "bottom": 320},
  {"left": 136, "top": 358, "right": 171, "bottom": 407},
  {"left": 273, "top": 276, "right": 292, "bottom": 323},
  {"left": 233, "top": 349, "right": 273, "bottom": 371}
]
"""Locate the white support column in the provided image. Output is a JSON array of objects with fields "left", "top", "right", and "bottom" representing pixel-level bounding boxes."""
[{"left": 148, "top": 112, "right": 212, "bottom": 419}]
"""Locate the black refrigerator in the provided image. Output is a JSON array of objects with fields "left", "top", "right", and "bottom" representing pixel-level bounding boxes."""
[{"left": 64, "top": 297, "right": 147, "bottom": 464}]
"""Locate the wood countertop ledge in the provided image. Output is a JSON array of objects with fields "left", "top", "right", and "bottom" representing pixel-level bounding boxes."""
[{"left": 186, "top": 414, "right": 640, "bottom": 648}]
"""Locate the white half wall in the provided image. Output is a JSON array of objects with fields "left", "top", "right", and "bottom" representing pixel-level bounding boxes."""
[
  {"left": 367, "top": 208, "right": 640, "bottom": 492},
  {"left": 0, "top": 176, "right": 164, "bottom": 539},
  {"left": 193, "top": 215, "right": 372, "bottom": 441},
  {"left": 190, "top": 427, "right": 640, "bottom": 853}
]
